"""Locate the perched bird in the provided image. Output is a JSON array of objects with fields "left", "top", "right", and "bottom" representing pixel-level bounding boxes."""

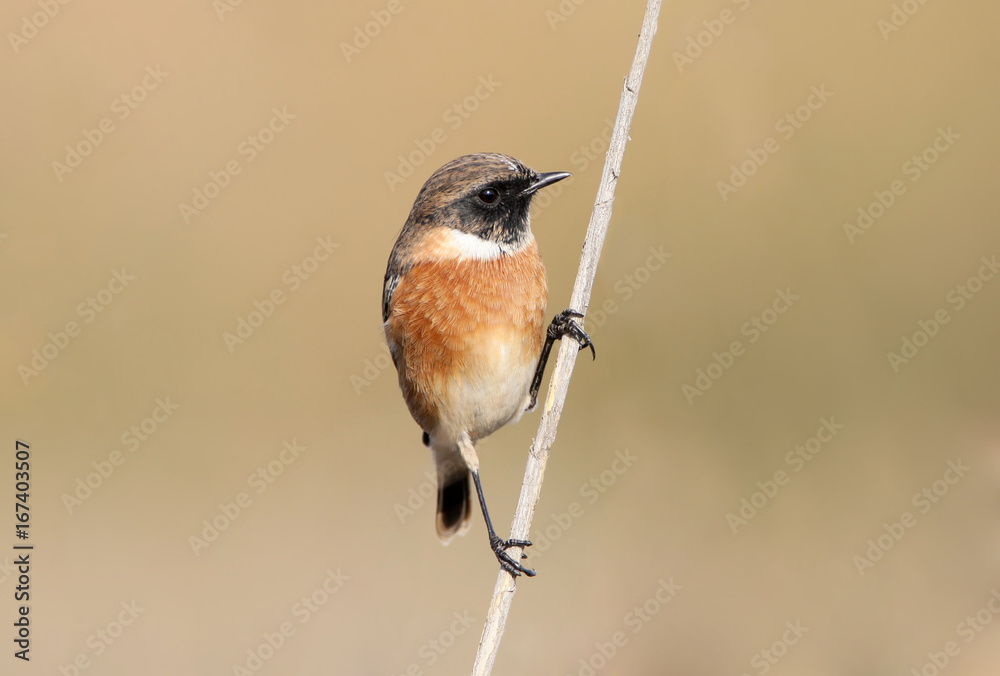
[{"left": 382, "top": 153, "right": 594, "bottom": 576}]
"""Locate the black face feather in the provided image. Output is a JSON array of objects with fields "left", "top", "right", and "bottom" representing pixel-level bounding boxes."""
[{"left": 452, "top": 175, "right": 536, "bottom": 247}]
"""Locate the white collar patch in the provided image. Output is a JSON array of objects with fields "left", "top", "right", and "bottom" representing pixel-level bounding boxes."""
[
  {"left": 449, "top": 229, "right": 530, "bottom": 260},
  {"left": 449, "top": 229, "right": 504, "bottom": 260}
]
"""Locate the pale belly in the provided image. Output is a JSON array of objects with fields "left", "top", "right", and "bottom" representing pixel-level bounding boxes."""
[{"left": 439, "top": 327, "right": 539, "bottom": 443}]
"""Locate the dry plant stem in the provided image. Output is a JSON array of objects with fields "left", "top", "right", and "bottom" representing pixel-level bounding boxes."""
[{"left": 470, "top": 1, "right": 663, "bottom": 673}]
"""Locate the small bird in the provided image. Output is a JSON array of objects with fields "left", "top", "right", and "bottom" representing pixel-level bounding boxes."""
[{"left": 382, "top": 153, "right": 594, "bottom": 576}]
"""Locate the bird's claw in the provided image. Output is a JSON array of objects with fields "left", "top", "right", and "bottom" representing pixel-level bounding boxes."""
[
  {"left": 526, "top": 309, "right": 597, "bottom": 412},
  {"left": 490, "top": 535, "right": 536, "bottom": 577},
  {"left": 549, "top": 309, "right": 596, "bottom": 360}
]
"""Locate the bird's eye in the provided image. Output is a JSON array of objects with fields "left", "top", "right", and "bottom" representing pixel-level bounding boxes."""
[{"left": 477, "top": 188, "right": 500, "bottom": 204}]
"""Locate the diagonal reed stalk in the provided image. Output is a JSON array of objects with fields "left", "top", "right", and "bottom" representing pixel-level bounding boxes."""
[{"left": 470, "top": 2, "right": 663, "bottom": 673}]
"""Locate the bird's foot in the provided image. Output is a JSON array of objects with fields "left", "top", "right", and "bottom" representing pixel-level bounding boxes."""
[
  {"left": 548, "top": 309, "right": 596, "bottom": 360},
  {"left": 526, "top": 310, "right": 596, "bottom": 411},
  {"left": 489, "top": 535, "right": 536, "bottom": 577}
]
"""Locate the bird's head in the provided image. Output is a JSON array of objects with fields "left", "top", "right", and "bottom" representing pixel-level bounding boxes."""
[{"left": 404, "top": 153, "right": 571, "bottom": 251}]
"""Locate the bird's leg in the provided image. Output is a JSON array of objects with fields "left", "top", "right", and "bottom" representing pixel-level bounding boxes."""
[
  {"left": 457, "top": 434, "right": 535, "bottom": 577},
  {"left": 470, "top": 469, "right": 536, "bottom": 577},
  {"left": 527, "top": 309, "right": 596, "bottom": 411}
]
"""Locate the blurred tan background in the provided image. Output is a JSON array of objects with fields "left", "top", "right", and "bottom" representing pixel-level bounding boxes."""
[{"left": 1, "top": 0, "right": 999, "bottom": 674}]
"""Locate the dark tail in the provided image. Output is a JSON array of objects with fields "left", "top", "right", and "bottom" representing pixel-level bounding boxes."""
[{"left": 436, "top": 462, "right": 472, "bottom": 544}]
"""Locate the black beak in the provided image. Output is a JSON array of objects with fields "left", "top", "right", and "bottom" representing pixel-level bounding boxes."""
[{"left": 521, "top": 171, "right": 571, "bottom": 197}]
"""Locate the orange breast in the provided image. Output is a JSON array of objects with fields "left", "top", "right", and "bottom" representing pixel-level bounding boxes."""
[{"left": 386, "top": 240, "right": 547, "bottom": 438}]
